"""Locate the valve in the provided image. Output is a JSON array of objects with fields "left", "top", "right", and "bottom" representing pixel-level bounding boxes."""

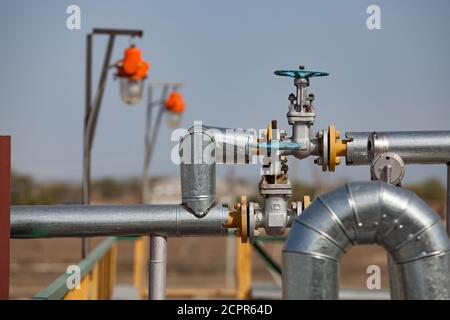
[{"left": 274, "top": 66, "right": 329, "bottom": 80}]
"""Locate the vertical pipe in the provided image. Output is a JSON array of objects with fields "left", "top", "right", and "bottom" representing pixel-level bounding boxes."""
[
  {"left": 380, "top": 164, "right": 398, "bottom": 299},
  {"left": 148, "top": 235, "right": 167, "bottom": 300},
  {"left": 180, "top": 127, "right": 217, "bottom": 216},
  {"left": 0, "top": 136, "right": 10, "bottom": 300},
  {"left": 387, "top": 253, "right": 400, "bottom": 299}
]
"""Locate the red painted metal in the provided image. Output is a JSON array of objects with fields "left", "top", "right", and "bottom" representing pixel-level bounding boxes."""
[{"left": 0, "top": 136, "right": 10, "bottom": 299}]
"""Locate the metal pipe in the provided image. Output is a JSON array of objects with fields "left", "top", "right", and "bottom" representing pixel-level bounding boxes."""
[
  {"left": 180, "top": 126, "right": 217, "bottom": 217},
  {"left": 283, "top": 181, "right": 450, "bottom": 300},
  {"left": 346, "top": 131, "right": 450, "bottom": 165},
  {"left": 203, "top": 126, "right": 257, "bottom": 164},
  {"left": 149, "top": 235, "right": 167, "bottom": 300},
  {"left": 11, "top": 204, "right": 228, "bottom": 238}
]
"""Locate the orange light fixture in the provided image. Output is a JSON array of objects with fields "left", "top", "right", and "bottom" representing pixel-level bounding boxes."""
[
  {"left": 115, "top": 45, "right": 150, "bottom": 105},
  {"left": 165, "top": 91, "right": 185, "bottom": 113},
  {"left": 165, "top": 91, "right": 186, "bottom": 127}
]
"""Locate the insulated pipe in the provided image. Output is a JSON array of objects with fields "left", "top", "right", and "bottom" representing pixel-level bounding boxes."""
[
  {"left": 179, "top": 125, "right": 258, "bottom": 217},
  {"left": 203, "top": 126, "right": 256, "bottom": 164},
  {"left": 283, "top": 181, "right": 450, "bottom": 300},
  {"left": 345, "top": 131, "right": 450, "bottom": 165},
  {"left": 179, "top": 126, "right": 217, "bottom": 217},
  {"left": 11, "top": 204, "right": 228, "bottom": 238}
]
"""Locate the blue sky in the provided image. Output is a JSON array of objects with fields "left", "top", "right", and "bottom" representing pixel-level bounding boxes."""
[{"left": 0, "top": 0, "right": 449, "bottom": 184}]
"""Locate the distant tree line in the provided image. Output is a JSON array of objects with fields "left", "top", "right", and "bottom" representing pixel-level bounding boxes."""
[{"left": 11, "top": 170, "right": 447, "bottom": 210}]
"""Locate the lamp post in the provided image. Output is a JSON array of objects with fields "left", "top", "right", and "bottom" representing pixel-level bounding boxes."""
[
  {"left": 141, "top": 81, "right": 185, "bottom": 300},
  {"left": 83, "top": 28, "right": 149, "bottom": 258},
  {"left": 142, "top": 81, "right": 184, "bottom": 203}
]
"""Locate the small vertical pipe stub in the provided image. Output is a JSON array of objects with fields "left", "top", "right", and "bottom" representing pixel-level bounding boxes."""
[{"left": 148, "top": 235, "right": 167, "bottom": 300}]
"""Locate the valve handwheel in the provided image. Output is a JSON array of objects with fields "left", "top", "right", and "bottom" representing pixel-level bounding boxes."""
[{"left": 274, "top": 65, "right": 329, "bottom": 79}]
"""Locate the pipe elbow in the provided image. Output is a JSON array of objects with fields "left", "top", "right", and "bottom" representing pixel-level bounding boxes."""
[
  {"left": 179, "top": 125, "right": 217, "bottom": 217},
  {"left": 283, "top": 181, "right": 450, "bottom": 299},
  {"left": 285, "top": 182, "right": 450, "bottom": 262}
]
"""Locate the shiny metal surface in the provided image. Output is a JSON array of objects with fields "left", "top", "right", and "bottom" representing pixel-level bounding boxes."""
[
  {"left": 149, "top": 235, "right": 167, "bottom": 300},
  {"left": 11, "top": 204, "right": 228, "bottom": 238},
  {"left": 346, "top": 131, "right": 450, "bottom": 165},
  {"left": 204, "top": 126, "right": 256, "bottom": 164},
  {"left": 283, "top": 181, "right": 450, "bottom": 300},
  {"left": 180, "top": 126, "right": 217, "bottom": 217},
  {"left": 345, "top": 132, "right": 370, "bottom": 165}
]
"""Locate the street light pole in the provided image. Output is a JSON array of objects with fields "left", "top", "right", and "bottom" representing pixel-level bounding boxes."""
[
  {"left": 141, "top": 81, "right": 183, "bottom": 300},
  {"left": 83, "top": 28, "right": 143, "bottom": 258}
]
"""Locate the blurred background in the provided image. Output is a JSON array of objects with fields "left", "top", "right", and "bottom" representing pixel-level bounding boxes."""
[{"left": 1, "top": 0, "right": 449, "bottom": 298}]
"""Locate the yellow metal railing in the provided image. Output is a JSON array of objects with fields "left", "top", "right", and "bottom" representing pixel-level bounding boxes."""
[{"left": 34, "top": 237, "right": 117, "bottom": 300}]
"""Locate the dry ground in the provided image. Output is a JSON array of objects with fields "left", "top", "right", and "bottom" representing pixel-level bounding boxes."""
[{"left": 9, "top": 237, "right": 389, "bottom": 299}]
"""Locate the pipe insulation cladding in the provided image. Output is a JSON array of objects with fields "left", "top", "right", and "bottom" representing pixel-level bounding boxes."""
[
  {"left": 283, "top": 181, "right": 450, "bottom": 300},
  {"left": 10, "top": 204, "right": 228, "bottom": 238},
  {"left": 179, "top": 125, "right": 256, "bottom": 217},
  {"left": 345, "top": 131, "right": 450, "bottom": 165},
  {"left": 179, "top": 126, "right": 217, "bottom": 217}
]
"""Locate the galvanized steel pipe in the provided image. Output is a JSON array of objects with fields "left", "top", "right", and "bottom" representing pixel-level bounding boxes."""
[
  {"left": 179, "top": 126, "right": 217, "bottom": 217},
  {"left": 345, "top": 131, "right": 450, "bottom": 165},
  {"left": 11, "top": 204, "right": 228, "bottom": 238},
  {"left": 283, "top": 181, "right": 450, "bottom": 300},
  {"left": 149, "top": 235, "right": 167, "bottom": 300}
]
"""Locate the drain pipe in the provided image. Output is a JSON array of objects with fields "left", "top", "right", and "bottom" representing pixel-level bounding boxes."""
[{"left": 283, "top": 181, "right": 450, "bottom": 300}]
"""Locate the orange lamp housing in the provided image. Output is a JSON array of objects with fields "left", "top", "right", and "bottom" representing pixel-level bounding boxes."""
[
  {"left": 165, "top": 91, "right": 186, "bottom": 128},
  {"left": 115, "top": 45, "right": 150, "bottom": 105},
  {"left": 165, "top": 92, "right": 186, "bottom": 113},
  {"left": 116, "top": 45, "right": 150, "bottom": 80}
]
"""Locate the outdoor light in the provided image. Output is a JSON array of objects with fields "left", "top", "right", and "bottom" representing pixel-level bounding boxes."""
[
  {"left": 165, "top": 91, "right": 186, "bottom": 127},
  {"left": 115, "top": 44, "right": 150, "bottom": 105}
]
